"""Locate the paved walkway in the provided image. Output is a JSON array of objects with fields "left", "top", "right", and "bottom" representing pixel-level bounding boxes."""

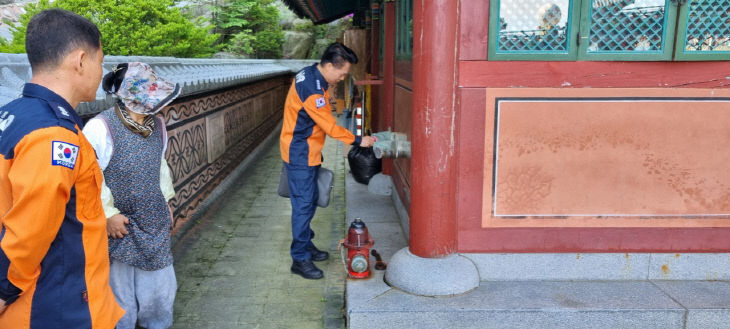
[{"left": 170, "top": 128, "right": 348, "bottom": 329}]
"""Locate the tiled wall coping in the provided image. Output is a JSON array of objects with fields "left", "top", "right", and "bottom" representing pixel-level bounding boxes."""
[{"left": 0, "top": 53, "right": 315, "bottom": 116}]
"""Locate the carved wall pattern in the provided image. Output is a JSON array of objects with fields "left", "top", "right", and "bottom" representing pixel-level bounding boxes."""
[
  {"left": 159, "top": 75, "right": 291, "bottom": 231},
  {"left": 166, "top": 119, "right": 207, "bottom": 184},
  {"left": 163, "top": 77, "right": 290, "bottom": 126},
  {"left": 224, "top": 99, "right": 254, "bottom": 147},
  {"left": 170, "top": 113, "right": 282, "bottom": 230}
]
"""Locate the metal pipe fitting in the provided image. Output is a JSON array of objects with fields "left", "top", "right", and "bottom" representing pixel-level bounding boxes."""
[{"left": 372, "top": 130, "right": 411, "bottom": 159}]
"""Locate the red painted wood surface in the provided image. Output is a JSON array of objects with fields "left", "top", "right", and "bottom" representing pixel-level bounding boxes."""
[
  {"left": 458, "top": 1, "right": 489, "bottom": 60},
  {"left": 395, "top": 59, "right": 413, "bottom": 81},
  {"left": 458, "top": 228, "right": 730, "bottom": 252},
  {"left": 392, "top": 160, "right": 411, "bottom": 211},
  {"left": 455, "top": 86, "right": 730, "bottom": 252},
  {"left": 393, "top": 84, "right": 412, "bottom": 189},
  {"left": 369, "top": 13, "right": 381, "bottom": 132},
  {"left": 455, "top": 88, "right": 486, "bottom": 235},
  {"left": 378, "top": 0, "right": 730, "bottom": 254},
  {"left": 451, "top": 21, "right": 729, "bottom": 252},
  {"left": 409, "top": 0, "right": 459, "bottom": 258},
  {"left": 380, "top": 1, "right": 396, "bottom": 175},
  {"left": 492, "top": 95, "right": 730, "bottom": 220},
  {"left": 459, "top": 61, "right": 730, "bottom": 88}
]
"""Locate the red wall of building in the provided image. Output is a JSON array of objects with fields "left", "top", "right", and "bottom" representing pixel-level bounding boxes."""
[{"left": 452, "top": 1, "right": 730, "bottom": 253}]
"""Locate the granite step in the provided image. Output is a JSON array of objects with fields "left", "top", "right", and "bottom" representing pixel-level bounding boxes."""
[{"left": 347, "top": 278, "right": 730, "bottom": 329}]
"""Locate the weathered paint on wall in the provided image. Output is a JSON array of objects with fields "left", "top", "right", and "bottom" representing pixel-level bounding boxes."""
[
  {"left": 459, "top": 61, "right": 730, "bottom": 89},
  {"left": 455, "top": 85, "right": 730, "bottom": 252},
  {"left": 485, "top": 88, "right": 730, "bottom": 227}
]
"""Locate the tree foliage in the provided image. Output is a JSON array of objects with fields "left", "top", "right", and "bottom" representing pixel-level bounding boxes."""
[
  {"left": 0, "top": 0, "right": 220, "bottom": 57},
  {"left": 211, "top": 0, "right": 283, "bottom": 58}
]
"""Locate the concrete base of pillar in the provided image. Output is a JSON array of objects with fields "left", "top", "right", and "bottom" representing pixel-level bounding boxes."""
[{"left": 384, "top": 247, "right": 479, "bottom": 296}]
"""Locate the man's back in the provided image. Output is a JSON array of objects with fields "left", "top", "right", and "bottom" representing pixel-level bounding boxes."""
[
  {"left": 0, "top": 84, "right": 124, "bottom": 329},
  {"left": 280, "top": 64, "right": 357, "bottom": 167}
]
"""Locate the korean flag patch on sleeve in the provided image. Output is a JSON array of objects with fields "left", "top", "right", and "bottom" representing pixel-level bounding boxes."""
[
  {"left": 315, "top": 97, "right": 326, "bottom": 108},
  {"left": 52, "top": 141, "right": 79, "bottom": 169}
]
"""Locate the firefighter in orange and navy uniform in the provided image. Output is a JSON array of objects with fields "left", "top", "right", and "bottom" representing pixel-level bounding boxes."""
[
  {"left": 0, "top": 9, "right": 124, "bottom": 328},
  {"left": 280, "top": 43, "right": 374, "bottom": 280}
]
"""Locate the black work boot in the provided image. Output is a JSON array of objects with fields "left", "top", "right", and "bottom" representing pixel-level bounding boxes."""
[
  {"left": 291, "top": 260, "right": 324, "bottom": 279},
  {"left": 307, "top": 245, "right": 330, "bottom": 262}
]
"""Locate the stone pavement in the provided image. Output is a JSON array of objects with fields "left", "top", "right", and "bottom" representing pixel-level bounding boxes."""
[{"left": 170, "top": 126, "right": 348, "bottom": 329}]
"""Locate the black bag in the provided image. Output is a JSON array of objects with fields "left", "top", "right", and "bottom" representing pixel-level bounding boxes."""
[
  {"left": 347, "top": 146, "right": 382, "bottom": 185},
  {"left": 278, "top": 166, "right": 334, "bottom": 208}
]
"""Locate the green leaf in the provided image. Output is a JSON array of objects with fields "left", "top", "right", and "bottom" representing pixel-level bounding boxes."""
[
  {"left": 212, "top": 0, "right": 283, "bottom": 58},
  {"left": 5, "top": 0, "right": 219, "bottom": 57}
]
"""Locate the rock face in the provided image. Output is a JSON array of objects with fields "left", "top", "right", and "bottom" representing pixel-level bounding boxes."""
[
  {"left": 0, "top": 2, "right": 26, "bottom": 41},
  {"left": 276, "top": 1, "right": 297, "bottom": 30},
  {"left": 176, "top": 0, "right": 214, "bottom": 21},
  {"left": 309, "top": 39, "right": 332, "bottom": 60},
  {"left": 1, "top": 1, "right": 39, "bottom": 6},
  {"left": 282, "top": 31, "right": 314, "bottom": 59}
]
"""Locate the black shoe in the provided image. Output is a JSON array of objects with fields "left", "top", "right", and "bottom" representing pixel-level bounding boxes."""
[
  {"left": 307, "top": 246, "right": 330, "bottom": 262},
  {"left": 291, "top": 260, "right": 324, "bottom": 279}
]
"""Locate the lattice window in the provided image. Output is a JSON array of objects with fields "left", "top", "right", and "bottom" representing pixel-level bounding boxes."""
[
  {"left": 681, "top": 0, "right": 730, "bottom": 52},
  {"left": 586, "top": 0, "right": 668, "bottom": 53},
  {"left": 396, "top": 0, "right": 412, "bottom": 59},
  {"left": 488, "top": 0, "right": 729, "bottom": 61},
  {"left": 496, "top": 0, "right": 573, "bottom": 52}
]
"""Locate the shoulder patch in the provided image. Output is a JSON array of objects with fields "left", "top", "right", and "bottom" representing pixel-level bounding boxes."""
[
  {"left": 0, "top": 111, "right": 15, "bottom": 132},
  {"left": 0, "top": 111, "right": 13, "bottom": 144},
  {"left": 57, "top": 106, "right": 69, "bottom": 117},
  {"left": 316, "top": 97, "right": 326, "bottom": 108},
  {"left": 51, "top": 141, "right": 79, "bottom": 169},
  {"left": 296, "top": 71, "right": 306, "bottom": 83}
]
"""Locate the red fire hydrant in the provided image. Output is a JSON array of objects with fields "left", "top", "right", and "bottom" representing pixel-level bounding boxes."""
[{"left": 340, "top": 218, "right": 374, "bottom": 279}]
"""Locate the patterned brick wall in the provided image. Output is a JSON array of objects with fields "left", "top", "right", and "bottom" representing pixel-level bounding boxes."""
[{"left": 159, "top": 75, "right": 291, "bottom": 233}]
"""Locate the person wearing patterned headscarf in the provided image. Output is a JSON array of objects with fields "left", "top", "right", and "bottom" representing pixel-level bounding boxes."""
[{"left": 83, "top": 62, "right": 181, "bottom": 329}]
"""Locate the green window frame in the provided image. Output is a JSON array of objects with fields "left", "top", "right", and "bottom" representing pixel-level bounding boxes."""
[
  {"left": 489, "top": 0, "right": 730, "bottom": 61},
  {"left": 674, "top": 0, "right": 730, "bottom": 60},
  {"left": 396, "top": 0, "right": 413, "bottom": 59},
  {"left": 489, "top": 0, "right": 581, "bottom": 61},
  {"left": 577, "top": 0, "right": 678, "bottom": 61}
]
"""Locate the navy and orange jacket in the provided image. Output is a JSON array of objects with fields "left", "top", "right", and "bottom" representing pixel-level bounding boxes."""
[
  {"left": 0, "top": 84, "right": 124, "bottom": 329},
  {"left": 280, "top": 64, "right": 361, "bottom": 166}
]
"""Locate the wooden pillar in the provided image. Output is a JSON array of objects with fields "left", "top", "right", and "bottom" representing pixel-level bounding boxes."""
[{"left": 409, "top": 0, "right": 459, "bottom": 258}]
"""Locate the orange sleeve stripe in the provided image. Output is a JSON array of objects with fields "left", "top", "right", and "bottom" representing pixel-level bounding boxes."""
[
  {"left": 302, "top": 94, "right": 355, "bottom": 145},
  {"left": 1, "top": 127, "right": 77, "bottom": 292},
  {"left": 280, "top": 81, "right": 302, "bottom": 163}
]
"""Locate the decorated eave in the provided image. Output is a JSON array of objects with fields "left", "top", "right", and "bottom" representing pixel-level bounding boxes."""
[{"left": 282, "top": 0, "right": 365, "bottom": 25}]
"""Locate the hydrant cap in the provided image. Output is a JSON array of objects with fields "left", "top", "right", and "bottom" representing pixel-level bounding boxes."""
[
  {"left": 350, "top": 218, "right": 366, "bottom": 230},
  {"left": 345, "top": 218, "right": 373, "bottom": 248}
]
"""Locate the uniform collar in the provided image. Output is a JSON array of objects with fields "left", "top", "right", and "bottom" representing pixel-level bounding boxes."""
[
  {"left": 22, "top": 83, "right": 84, "bottom": 127},
  {"left": 311, "top": 64, "right": 330, "bottom": 92}
]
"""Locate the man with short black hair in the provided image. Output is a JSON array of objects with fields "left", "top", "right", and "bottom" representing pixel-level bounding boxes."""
[
  {"left": 280, "top": 42, "right": 374, "bottom": 279},
  {"left": 0, "top": 9, "right": 124, "bottom": 328}
]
